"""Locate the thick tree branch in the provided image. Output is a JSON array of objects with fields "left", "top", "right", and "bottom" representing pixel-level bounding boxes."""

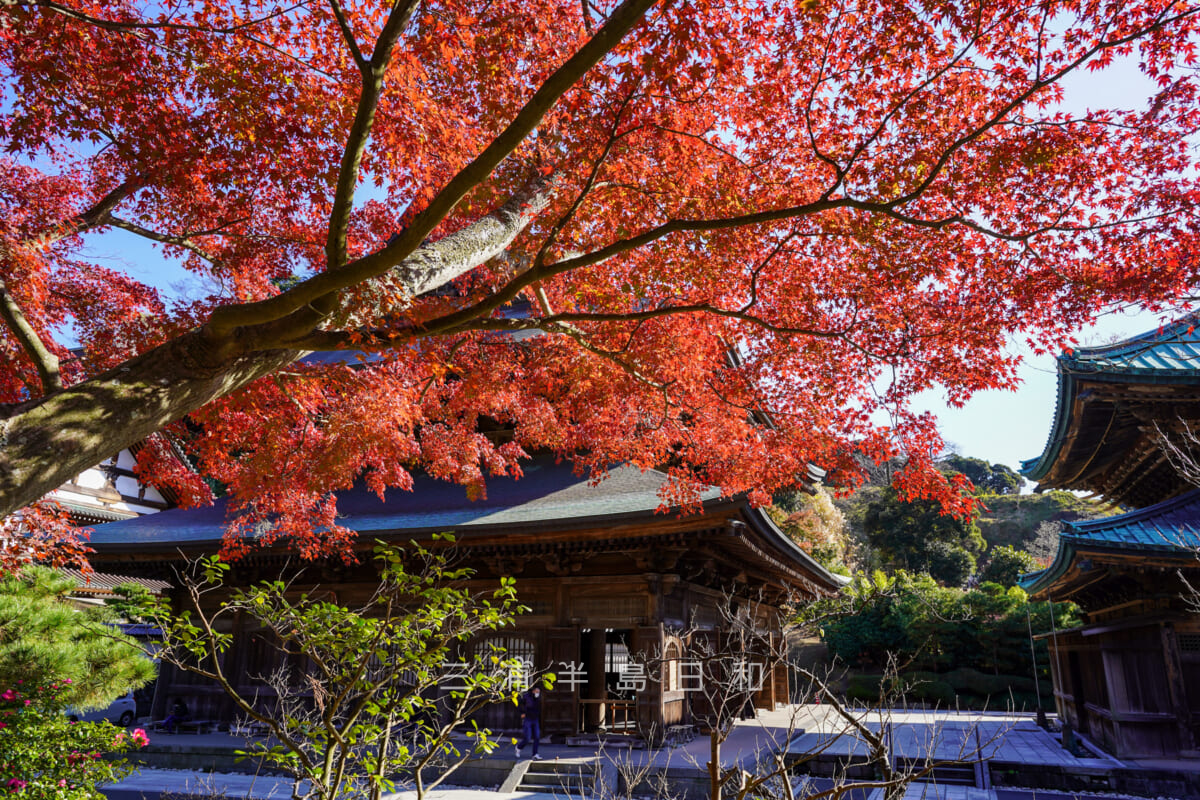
[
  {"left": 206, "top": 0, "right": 660, "bottom": 340},
  {"left": 0, "top": 277, "right": 62, "bottom": 394},
  {"left": 0, "top": 332, "right": 302, "bottom": 517},
  {"left": 260, "top": 174, "right": 558, "bottom": 347},
  {"left": 0, "top": 172, "right": 560, "bottom": 517}
]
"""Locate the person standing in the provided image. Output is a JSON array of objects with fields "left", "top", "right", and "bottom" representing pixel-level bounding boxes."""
[{"left": 515, "top": 686, "right": 542, "bottom": 760}]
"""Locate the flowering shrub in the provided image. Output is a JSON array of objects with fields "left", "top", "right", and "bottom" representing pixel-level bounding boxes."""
[{"left": 0, "top": 680, "right": 147, "bottom": 799}]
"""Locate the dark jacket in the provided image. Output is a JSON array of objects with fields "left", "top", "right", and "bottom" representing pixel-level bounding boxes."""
[{"left": 519, "top": 690, "right": 541, "bottom": 721}]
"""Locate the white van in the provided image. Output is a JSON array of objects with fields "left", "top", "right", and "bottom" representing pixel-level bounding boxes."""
[{"left": 65, "top": 690, "right": 137, "bottom": 727}]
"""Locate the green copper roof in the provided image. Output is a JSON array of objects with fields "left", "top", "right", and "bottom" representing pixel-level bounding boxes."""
[
  {"left": 1021, "top": 315, "right": 1200, "bottom": 481},
  {"left": 1020, "top": 488, "right": 1200, "bottom": 594}
]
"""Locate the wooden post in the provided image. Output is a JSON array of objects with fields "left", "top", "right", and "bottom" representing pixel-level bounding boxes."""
[{"left": 634, "top": 624, "right": 663, "bottom": 742}]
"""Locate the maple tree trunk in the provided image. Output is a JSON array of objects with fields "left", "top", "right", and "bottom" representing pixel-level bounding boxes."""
[{"left": 0, "top": 331, "right": 301, "bottom": 517}]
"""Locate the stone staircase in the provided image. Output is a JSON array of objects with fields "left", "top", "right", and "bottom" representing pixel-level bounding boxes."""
[{"left": 512, "top": 759, "right": 600, "bottom": 796}]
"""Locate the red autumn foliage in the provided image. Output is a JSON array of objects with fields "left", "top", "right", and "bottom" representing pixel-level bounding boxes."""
[{"left": 1, "top": 0, "right": 1199, "bottom": 561}]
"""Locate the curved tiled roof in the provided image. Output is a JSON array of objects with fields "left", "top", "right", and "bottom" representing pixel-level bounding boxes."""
[
  {"left": 1020, "top": 488, "right": 1200, "bottom": 595},
  {"left": 87, "top": 457, "right": 844, "bottom": 590},
  {"left": 1021, "top": 315, "right": 1200, "bottom": 482}
]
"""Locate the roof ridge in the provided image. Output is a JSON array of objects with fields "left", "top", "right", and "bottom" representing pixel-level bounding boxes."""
[{"left": 1065, "top": 313, "right": 1200, "bottom": 369}]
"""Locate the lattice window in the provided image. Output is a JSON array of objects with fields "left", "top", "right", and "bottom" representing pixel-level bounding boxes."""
[
  {"left": 1178, "top": 633, "right": 1200, "bottom": 653},
  {"left": 606, "top": 639, "right": 629, "bottom": 674}
]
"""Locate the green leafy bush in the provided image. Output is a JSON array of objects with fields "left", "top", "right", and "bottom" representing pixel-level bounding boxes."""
[{"left": 0, "top": 679, "right": 147, "bottom": 800}]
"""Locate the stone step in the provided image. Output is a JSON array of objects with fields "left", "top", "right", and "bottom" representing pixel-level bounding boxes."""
[
  {"left": 516, "top": 759, "right": 599, "bottom": 794},
  {"left": 525, "top": 762, "right": 596, "bottom": 775}
]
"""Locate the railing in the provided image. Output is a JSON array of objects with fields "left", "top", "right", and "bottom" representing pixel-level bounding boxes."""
[{"left": 578, "top": 698, "right": 637, "bottom": 733}]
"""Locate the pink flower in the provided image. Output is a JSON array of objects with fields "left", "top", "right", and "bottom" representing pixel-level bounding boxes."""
[
  {"left": 22, "top": 700, "right": 29, "bottom": 706},
  {"left": 61, "top": 679, "right": 71, "bottom": 685},
  {"left": 6, "top": 778, "right": 25, "bottom": 792},
  {"left": 1, "top": 690, "right": 15, "bottom": 701},
  {"left": 131, "top": 728, "right": 150, "bottom": 746}
]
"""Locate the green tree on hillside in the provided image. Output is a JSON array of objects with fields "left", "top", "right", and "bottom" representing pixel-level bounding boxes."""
[
  {"left": 940, "top": 456, "right": 1023, "bottom": 495},
  {"left": 0, "top": 567, "right": 154, "bottom": 709},
  {"left": 863, "top": 489, "right": 985, "bottom": 586},
  {"left": 980, "top": 545, "right": 1040, "bottom": 586}
]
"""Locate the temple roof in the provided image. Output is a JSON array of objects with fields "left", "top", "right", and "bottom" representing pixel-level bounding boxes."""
[
  {"left": 87, "top": 457, "right": 845, "bottom": 591},
  {"left": 88, "top": 459, "right": 722, "bottom": 546},
  {"left": 1020, "top": 315, "right": 1200, "bottom": 507},
  {"left": 1020, "top": 488, "right": 1200, "bottom": 597}
]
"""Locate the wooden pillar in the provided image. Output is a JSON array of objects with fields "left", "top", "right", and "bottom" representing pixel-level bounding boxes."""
[
  {"left": 1160, "top": 622, "right": 1196, "bottom": 755},
  {"left": 586, "top": 630, "right": 606, "bottom": 730},
  {"left": 634, "top": 624, "right": 663, "bottom": 741}
]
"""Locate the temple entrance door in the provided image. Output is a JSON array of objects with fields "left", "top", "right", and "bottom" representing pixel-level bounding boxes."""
[{"left": 543, "top": 627, "right": 578, "bottom": 735}]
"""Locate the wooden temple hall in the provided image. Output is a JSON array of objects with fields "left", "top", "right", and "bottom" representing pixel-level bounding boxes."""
[
  {"left": 86, "top": 456, "right": 844, "bottom": 740},
  {"left": 1021, "top": 316, "right": 1200, "bottom": 760}
]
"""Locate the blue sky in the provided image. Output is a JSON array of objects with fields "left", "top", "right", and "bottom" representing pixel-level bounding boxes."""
[{"left": 915, "top": 307, "right": 1167, "bottom": 472}]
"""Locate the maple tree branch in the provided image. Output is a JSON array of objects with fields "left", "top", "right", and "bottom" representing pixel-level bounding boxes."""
[
  {"left": 286, "top": 293, "right": 856, "bottom": 352},
  {"left": 0, "top": 277, "right": 62, "bottom": 394},
  {"left": 846, "top": 200, "right": 1181, "bottom": 242},
  {"left": 19, "top": 0, "right": 339, "bottom": 81},
  {"left": 257, "top": 174, "right": 558, "bottom": 349},
  {"left": 408, "top": 196, "right": 850, "bottom": 337},
  {"left": 532, "top": 91, "right": 637, "bottom": 272},
  {"left": 21, "top": 178, "right": 136, "bottom": 251},
  {"left": 206, "top": 0, "right": 660, "bottom": 340},
  {"left": 327, "top": 0, "right": 366, "bottom": 69},
  {"left": 108, "top": 217, "right": 217, "bottom": 262},
  {"left": 648, "top": 123, "right": 761, "bottom": 174},
  {"left": 551, "top": 322, "right": 676, "bottom": 393},
  {"left": 325, "top": 0, "right": 418, "bottom": 271},
  {"left": 498, "top": 305, "right": 847, "bottom": 339},
  {"left": 830, "top": 12, "right": 991, "bottom": 194}
]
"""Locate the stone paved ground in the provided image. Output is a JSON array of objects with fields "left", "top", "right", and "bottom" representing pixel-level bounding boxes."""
[
  {"left": 101, "top": 705, "right": 1195, "bottom": 800},
  {"left": 781, "top": 705, "right": 1121, "bottom": 770}
]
